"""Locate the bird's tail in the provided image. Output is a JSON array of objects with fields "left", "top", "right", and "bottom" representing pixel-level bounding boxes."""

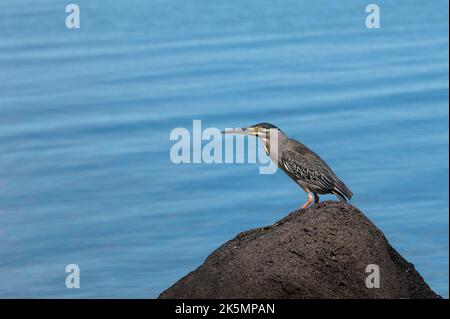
[{"left": 332, "top": 179, "right": 353, "bottom": 202}]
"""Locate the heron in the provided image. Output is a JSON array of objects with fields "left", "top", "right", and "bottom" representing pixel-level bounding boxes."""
[{"left": 223, "top": 123, "right": 353, "bottom": 208}]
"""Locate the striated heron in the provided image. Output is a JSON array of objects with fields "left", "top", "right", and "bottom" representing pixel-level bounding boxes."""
[{"left": 223, "top": 123, "right": 353, "bottom": 208}]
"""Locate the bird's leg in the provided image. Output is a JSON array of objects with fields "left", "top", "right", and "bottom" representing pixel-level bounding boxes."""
[
  {"left": 314, "top": 193, "right": 320, "bottom": 204},
  {"left": 301, "top": 192, "right": 313, "bottom": 209}
]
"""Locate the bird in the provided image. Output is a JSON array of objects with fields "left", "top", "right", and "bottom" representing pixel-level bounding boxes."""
[{"left": 223, "top": 123, "right": 353, "bottom": 209}]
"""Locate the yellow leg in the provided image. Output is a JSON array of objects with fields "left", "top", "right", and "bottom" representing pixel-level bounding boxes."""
[
  {"left": 314, "top": 193, "right": 320, "bottom": 204},
  {"left": 302, "top": 192, "right": 313, "bottom": 209}
]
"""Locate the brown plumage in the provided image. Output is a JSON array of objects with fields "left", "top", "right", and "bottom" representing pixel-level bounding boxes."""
[{"left": 223, "top": 122, "right": 353, "bottom": 208}]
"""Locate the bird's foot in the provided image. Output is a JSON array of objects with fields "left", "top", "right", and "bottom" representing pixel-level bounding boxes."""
[{"left": 300, "top": 193, "right": 314, "bottom": 209}]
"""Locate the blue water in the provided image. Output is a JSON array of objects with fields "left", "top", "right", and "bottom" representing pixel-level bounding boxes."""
[{"left": 0, "top": 0, "right": 448, "bottom": 298}]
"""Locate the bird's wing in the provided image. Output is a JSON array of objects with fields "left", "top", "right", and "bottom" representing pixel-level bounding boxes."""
[{"left": 281, "top": 149, "right": 336, "bottom": 191}]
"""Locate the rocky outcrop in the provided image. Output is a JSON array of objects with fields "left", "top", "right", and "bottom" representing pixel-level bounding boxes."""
[{"left": 159, "top": 201, "right": 440, "bottom": 299}]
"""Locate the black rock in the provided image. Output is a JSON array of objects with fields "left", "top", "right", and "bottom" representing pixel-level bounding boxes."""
[{"left": 159, "top": 201, "right": 441, "bottom": 299}]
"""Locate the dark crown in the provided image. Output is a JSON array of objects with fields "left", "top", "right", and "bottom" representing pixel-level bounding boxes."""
[{"left": 250, "top": 122, "right": 279, "bottom": 130}]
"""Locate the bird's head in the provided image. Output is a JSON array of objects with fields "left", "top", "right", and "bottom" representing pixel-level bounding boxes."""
[{"left": 222, "top": 122, "right": 282, "bottom": 140}]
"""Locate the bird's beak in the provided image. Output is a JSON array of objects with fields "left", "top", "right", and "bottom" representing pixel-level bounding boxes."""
[{"left": 222, "top": 127, "right": 258, "bottom": 135}]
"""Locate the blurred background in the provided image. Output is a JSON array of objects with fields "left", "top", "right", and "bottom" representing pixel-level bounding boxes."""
[{"left": 0, "top": 0, "right": 448, "bottom": 298}]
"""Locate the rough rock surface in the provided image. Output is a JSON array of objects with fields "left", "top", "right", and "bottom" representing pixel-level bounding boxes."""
[{"left": 159, "top": 201, "right": 440, "bottom": 299}]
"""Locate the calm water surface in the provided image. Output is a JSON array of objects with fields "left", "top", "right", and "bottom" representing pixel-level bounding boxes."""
[{"left": 0, "top": 0, "right": 448, "bottom": 297}]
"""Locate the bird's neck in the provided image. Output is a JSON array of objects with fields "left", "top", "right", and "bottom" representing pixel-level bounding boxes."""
[{"left": 260, "top": 130, "right": 288, "bottom": 162}]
